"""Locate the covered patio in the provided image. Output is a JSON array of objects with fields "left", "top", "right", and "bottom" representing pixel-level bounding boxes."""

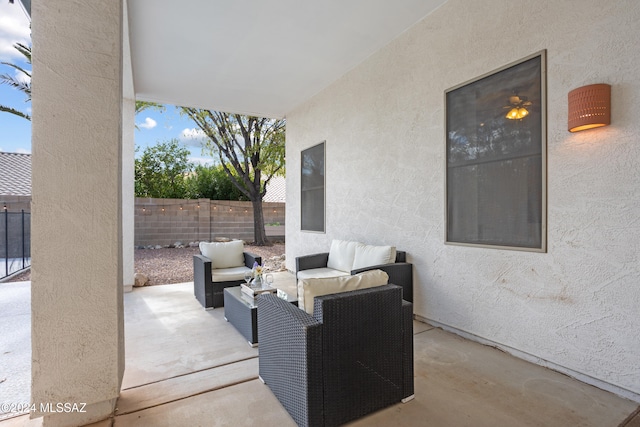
[
  {"left": 1, "top": 273, "right": 637, "bottom": 426},
  {"left": 18, "top": 0, "right": 640, "bottom": 425}
]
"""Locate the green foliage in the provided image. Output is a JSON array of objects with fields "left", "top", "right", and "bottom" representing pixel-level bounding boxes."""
[
  {"left": 135, "top": 101, "right": 165, "bottom": 115},
  {"left": 135, "top": 139, "right": 193, "bottom": 198},
  {"left": 185, "top": 164, "right": 249, "bottom": 201},
  {"left": 0, "top": 43, "right": 31, "bottom": 121},
  {"left": 134, "top": 140, "right": 254, "bottom": 201}
]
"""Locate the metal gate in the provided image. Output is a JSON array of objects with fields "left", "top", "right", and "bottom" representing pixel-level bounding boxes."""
[{"left": 0, "top": 210, "right": 31, "bottom": 280}]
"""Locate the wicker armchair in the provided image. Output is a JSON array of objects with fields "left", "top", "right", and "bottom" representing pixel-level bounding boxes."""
[
  {"left": 193, "top": 252, "right": 261, "bottom": 309},
  {"left": 258, "top": 285, "right": 414, "bottom": 427}
]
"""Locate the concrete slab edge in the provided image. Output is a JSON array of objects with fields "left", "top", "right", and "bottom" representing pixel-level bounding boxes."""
[{"left": 116, "top": 376, "right": 259, "bottom": 417}]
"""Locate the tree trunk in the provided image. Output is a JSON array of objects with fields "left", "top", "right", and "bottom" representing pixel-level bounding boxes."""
[{"left": 251, "top": 197, "right": 270, "bottom": 246}]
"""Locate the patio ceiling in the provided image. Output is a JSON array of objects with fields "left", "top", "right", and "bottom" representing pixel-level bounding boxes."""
[{"left": 126, "top": 0, "right": 448, "bottom": 118}]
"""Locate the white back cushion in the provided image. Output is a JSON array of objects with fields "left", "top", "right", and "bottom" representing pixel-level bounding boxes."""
[
  {"left": 199, "top": 240, "right": 245, "bottom": 269},
  {"left": 297, "top": 269, "right": 389, "bottom": 315},
  {"left": 326, "top": 239, "right": 358, "bottom": 273},
  {"left": 352, "top": 243, "right": 396, "bottom": 270}
]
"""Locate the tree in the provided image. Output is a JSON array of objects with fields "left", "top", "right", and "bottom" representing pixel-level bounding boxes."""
[
  {"left": 181, "top": 109, "right": 285, "bottom": 245},
  {"left": 0, "top": 43, "right": 31, "bottom": 121},
  {"left": 185, "top": 164, "right": 248, "bottom": 201},
  {"left": 135, "top": 139, "right": 192, "bottom": 198}
]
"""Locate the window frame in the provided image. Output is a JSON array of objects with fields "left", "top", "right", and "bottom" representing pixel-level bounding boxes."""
[{"left": 444, "top": 51, "right": 547, "bottom": 252}]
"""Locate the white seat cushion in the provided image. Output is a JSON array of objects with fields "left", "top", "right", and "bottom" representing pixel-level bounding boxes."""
[
  {"left": 199, "top": 240, "right": 245, "bottom": 269},
  {"left": 297, "top": 268, "right": 350, "bottom": 280},
  {"left": 326, "top": 239, "right": 358, "bottom": 273},
  {"left": 297, "top": 269, "right": 389, "bottom": 315},
  {"left": 211, "top": 266, "right": 252, "bottom": 282},
  {"left": 352, "top": 243, "right": 396, "bottom": 270}
]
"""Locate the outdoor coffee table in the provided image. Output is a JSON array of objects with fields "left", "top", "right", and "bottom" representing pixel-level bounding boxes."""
[{"left": 223, "top": 286, "right": 297, "bottom": 347}]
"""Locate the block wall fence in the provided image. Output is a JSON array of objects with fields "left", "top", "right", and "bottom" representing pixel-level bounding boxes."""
[
  {"left": 134, "top": 198, "right": 285, "bottom": 246},
  {"left": 1, "top": 195, "right": 32, "bottom": 213}
]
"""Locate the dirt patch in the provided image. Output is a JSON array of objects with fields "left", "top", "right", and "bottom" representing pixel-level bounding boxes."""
[{"left": 135, "top": 243, "right": 286, "bottom": 286}]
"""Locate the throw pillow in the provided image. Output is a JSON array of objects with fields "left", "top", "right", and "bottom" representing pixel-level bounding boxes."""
[
  {"left": 326, "top": 239, "right": 358, "bottom": 273},
  {"left": 297, "top": 269, "right": 389, "bottom": 315},
  {"left": 352, "top": 243, "right": 396, "bottom": 270},
  {"left": 199, "top": 240, "right": 245, "bottom": 269}
]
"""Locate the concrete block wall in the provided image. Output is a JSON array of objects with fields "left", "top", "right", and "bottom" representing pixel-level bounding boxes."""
[
  {"left": 0, "top": 195, "right": 32, "bottom": 212},
  {"left": 134, "top": 198, "right": 285, "bottom": 246}
]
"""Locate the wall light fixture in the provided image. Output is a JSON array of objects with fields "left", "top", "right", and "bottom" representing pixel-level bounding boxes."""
[{"left": 568, "top": 84, "right": 611, "bottom": 132}]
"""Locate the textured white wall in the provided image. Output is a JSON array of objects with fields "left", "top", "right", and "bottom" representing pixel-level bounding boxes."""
[
  {"left": 286, "top": 0, "right": 640, "bottom": 400},
  {"left": 31, "top": 0, "right": 125, "bottom": 424}
]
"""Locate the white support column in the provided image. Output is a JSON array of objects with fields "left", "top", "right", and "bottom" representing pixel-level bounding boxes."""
[
  {"left": 31, "top": 1, "right": 125, "bottom": 425},
  {"left": 122, "top": 0, "right": 135, "bottom": 293}
]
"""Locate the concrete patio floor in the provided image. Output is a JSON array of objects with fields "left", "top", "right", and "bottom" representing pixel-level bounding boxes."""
[{"left": 2, "top": 272, "right": 639, "bottom": 426}]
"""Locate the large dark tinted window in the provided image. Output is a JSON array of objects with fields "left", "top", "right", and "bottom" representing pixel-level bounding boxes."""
[
  {"left": 301, "top": 142, "right": 325, "bottom": 232},
  {"left": 445, "top": 52, "right": 546, "bottom": 251}
]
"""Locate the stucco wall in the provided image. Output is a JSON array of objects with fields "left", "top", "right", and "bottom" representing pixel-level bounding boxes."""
[
  {"left": 286, "top": 0, "right": 640, "bottom": 400},
  {"left": 31, "top": 0, "right": 124, "bottom": 424}
]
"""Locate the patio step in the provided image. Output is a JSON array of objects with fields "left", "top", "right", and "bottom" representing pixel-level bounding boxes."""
[{"left": 115, "top": 357, "right": 258, "bottom": 416}]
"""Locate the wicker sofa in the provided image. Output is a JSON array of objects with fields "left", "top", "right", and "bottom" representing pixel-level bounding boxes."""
[
  {"left": 193, "top": 240, "right": 261, "bottom": 309},
  {"left": 295, "top": 239, "right": 414, "bottom": 302},
  {"left": 258, "top": 284, "right": 414, "bottom": 427}
]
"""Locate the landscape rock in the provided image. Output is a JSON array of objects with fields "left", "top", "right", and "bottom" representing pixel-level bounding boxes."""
[{"left": 133, "top": 273, "right": 149, "bottom": 287}]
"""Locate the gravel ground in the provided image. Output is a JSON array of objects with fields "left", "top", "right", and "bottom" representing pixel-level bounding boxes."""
[{"left": 3, "top": 243, "right": 286, "bottom": 286}]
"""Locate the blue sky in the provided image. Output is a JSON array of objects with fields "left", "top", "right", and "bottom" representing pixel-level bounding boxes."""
[
  {"left": 0, "top": 1, "right": 30, "bottom": 154},
  {"left": 0, "top": 2, "right": 212, "bottom": 163},
  {"left": 131, "top": 105, "right": 213, "bottom": 164}
]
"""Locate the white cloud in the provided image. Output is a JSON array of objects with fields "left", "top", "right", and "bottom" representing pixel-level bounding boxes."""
[
  {"left": 180, "top": 127, "right": 207, "bottom": 147},
  {"left": 181, "top": 127, "right": 206, "bottom": 140},
  {"left": 0, "top": 2, "right": 30, "bottom": 61},
  {"left": 137, "top": 117, "right": 157, "bottom": 129},
  {"left": 13, "top": 68, "right": 30, "bottom": 85},
  {"left": 15, "top": 147, "right": 30, "bottom": 154}
]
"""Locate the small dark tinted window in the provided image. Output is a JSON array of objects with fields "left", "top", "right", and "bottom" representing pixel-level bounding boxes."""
[{"left": 301, "top": 142, "right": 325, "bottom": 232}]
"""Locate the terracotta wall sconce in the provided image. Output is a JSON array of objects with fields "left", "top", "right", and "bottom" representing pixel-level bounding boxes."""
[{"left": 568, "top": 83, "right": 611, "bottom": 132}]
